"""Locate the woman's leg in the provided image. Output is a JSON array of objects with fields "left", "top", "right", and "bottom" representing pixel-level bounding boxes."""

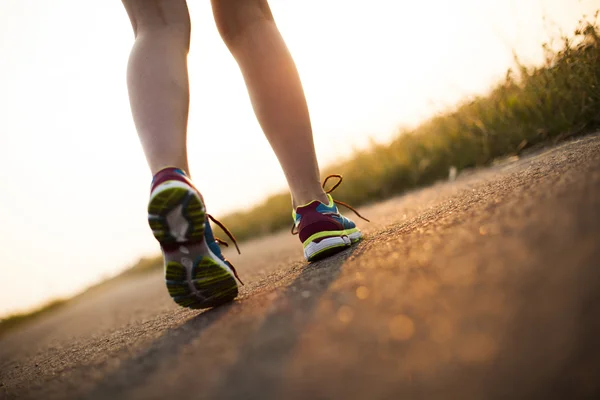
[
  {"left": 122, "top": 0, "right": 240, "bottom": 309},
  {"left": 122, "top": 0, "right": 191, "bottom": 175},
  {"left": 211, "top": 0, "right": 328, "bottom": 207},
  {"left": 212, "top": 0, "right": 366, "bottom": 262}
]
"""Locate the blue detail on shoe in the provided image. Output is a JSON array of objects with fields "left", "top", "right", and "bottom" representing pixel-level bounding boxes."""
[
  {"left": 151, "top": 167, "right": 187, "bottom": 185},
  {"left": 294, "top": 194, "right": 357, "bottom": 230},
  {"left": 203, "top": 218, "right": 231, "bottom": 266},
  {"left": 330, "top": 214, "right": 356, "bottom": 230},
  {"left": 315, "top": 203, "right": 336, "bottom": 214}
]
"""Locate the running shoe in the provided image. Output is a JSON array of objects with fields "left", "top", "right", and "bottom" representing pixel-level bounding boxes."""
[
  {"left": 147, "top": 167, "right": 242, "bottom": 309},
  {"left": 292, "top": 174, "right": 369, "bottom": 261}
]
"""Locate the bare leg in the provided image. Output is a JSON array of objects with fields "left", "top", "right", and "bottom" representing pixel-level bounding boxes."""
[
  {"left": 212, "top": 0, "right": 329, "bottom": 207},
  {"left": 122, "top": 0, "right": 191, "bottom": 176}
]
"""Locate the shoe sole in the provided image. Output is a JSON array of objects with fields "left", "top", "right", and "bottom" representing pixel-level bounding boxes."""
[
  {"left": 305, "top": 230, "right": 362, "bottom": 262},
  {"left": 148, "top": 181, "right": 238, "bottom": 309}
]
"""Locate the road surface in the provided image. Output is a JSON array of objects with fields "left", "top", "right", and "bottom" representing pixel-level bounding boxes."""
[{"left": 1, "top": 134, "right": 599, "bottom": 400}]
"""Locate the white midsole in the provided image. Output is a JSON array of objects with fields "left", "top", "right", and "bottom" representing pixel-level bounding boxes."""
[
  {"left": 304, "top": 231, "right": 362, "bottom": 260},
  {"left": 150, "top": 180, "right": 194, "bottom": 200}
]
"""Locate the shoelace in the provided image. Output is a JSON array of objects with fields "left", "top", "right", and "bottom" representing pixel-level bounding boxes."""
[
  {"left": 207, "top": 214, "right": 244, "bottom": 285},
  {"left": 291, "top": 174, "right": 370, "bottom": 235}
]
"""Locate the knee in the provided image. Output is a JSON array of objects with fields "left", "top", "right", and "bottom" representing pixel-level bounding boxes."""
[
  {"left": 211, "top": 0, "right": 274, "bottom": 48},
  {"left": 123, "top": 0, "right": 191, "bottom": 49}
]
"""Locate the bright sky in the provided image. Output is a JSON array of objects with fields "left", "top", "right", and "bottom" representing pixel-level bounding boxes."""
[{"left": 0, "top": 0, "right": 596, "bottom": 317}]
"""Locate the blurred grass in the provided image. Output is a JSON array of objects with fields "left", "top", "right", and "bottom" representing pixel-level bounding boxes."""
[
  {"left": 215, "top": 16, "right": 600, "bottom": 243},
  {"left": 0, "top": 256, "right": 162, "bottom": 336},
  {"left": 0, "top": 299, "right": 67, "bottom": 337}
]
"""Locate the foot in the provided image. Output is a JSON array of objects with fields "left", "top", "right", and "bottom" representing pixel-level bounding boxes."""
[
  {"left": 293, "top": 175, "right": 369, "bottom": 261},
  {"left": 147, "top": 167, "right": 241, "bottom": 309}
]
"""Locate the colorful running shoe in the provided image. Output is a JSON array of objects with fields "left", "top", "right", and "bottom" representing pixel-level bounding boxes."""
[
  {"left": 147, "top": 167, "right": 242, "bottom": 309},
  {"left": 292, "top": 174, "right": 369, "bottom": 261}
]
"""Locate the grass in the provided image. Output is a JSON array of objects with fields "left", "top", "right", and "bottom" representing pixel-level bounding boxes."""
[
  {"left": 0, "top": 256, "right": 162, "bottom": 337},
  {"left": 0, "top": 299, "right": 68, "bottom": 336},
  {"left": 213, "top": 15, "right": 600, "bottom": 243}
]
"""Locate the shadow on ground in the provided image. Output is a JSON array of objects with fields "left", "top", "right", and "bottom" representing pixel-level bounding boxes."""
[{"left": 81, "top": 246, "right": 359, "bottom": 399}]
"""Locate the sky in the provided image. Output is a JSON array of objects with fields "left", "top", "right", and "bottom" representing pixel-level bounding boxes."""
[{"left": 0, "top": 0, "right": 596, "bottom": 317}]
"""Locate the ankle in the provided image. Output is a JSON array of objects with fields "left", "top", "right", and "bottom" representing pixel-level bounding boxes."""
[
  {"left": 150, "top": 163, "right": 189, "bottom": 176},
  {"left": 292, "top": 190, "right": 329, "bottom": 208}
]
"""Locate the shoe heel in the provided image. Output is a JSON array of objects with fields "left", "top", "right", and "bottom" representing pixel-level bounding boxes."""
[
  {"left": 148, "top": 183, "right": 206, "bottom": 245},
  {"left": 165, "top": 256, "right": 238, "bottom": 309}
]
